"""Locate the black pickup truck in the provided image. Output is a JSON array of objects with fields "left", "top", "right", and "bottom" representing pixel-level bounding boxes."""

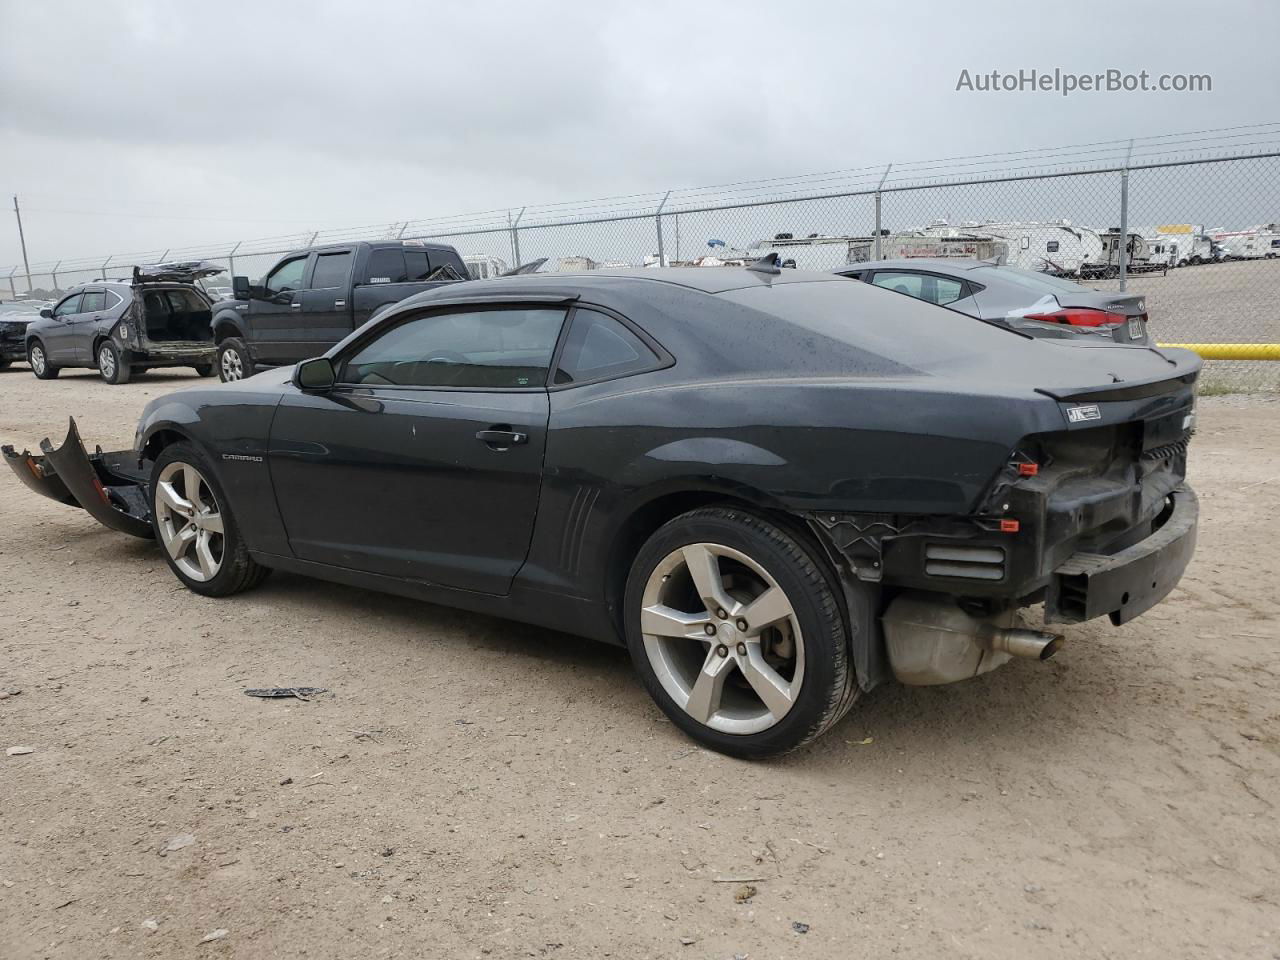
[{"left": 212, "top": 240, "right": 468, "bottom": 381}]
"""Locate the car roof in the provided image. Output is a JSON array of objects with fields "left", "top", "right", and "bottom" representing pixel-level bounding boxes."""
[{"left": 839, "top": 258, "right": 994, "bottom": 274}]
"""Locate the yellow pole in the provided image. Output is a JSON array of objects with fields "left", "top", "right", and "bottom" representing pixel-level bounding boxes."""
[{"left": 1158, "top": 343, "right": 1280, "bottom": 361}]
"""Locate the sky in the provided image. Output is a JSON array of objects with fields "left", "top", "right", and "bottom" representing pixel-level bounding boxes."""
[{"left": 1, "top": 0, "right": 1278, "bottom": 274}]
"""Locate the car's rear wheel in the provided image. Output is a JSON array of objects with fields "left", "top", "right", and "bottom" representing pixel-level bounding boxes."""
[
  {"left": 29, "top": 341, "right": 58, "bottom": 379},
  {"left": 217, "top": 338, "right": 254, "bottom": 382},
  {"left": 149, "top": 442, "right": 270, "bottom": 597},
  {"left": 624, "top": 506, "right": 859, "bottom": 759},
  {"left": 97, "top": 341, "right": 131, "bottom": 384}
]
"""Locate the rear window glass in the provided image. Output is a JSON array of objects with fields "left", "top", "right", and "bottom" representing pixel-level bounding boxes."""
[
  {"left": 554, "top": 309, "right": 659, "bottom": 384},
  {"left": 718, "top": 279, "right": 1027, "bottom": 371},
  {"left": 80, "top": 291, "right": 106, "bottom": 312},
  {"left": 311, "top": 251, "right": 353, "bottom": 289},
  {"left": 365, "top": 249, "right": 407, "bottom": 285}
]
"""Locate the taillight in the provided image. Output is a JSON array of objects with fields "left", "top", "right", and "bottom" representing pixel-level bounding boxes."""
[{"left": 1025, "top": 308, "right": 1128, "bottom": 327}]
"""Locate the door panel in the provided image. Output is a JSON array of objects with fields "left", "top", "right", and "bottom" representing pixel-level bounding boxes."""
[
  {"left": 295, "top": 249, "right": 356, "bottom": 356},
  {"left": 46, "top": 293, "right": 84, "bottom": 364},
  {"left": 251, "top": 254, "right": 311, "bottom": 363},
  {"left": 268, "top": 387, "right": 550, "bottom": 595}
]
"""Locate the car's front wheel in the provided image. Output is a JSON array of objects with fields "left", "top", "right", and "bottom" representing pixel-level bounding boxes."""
[
  {"left": 149, "top": 442, "right": 270, "bottom": 597},
  {"left": 29, "top": 341, "right": 58, "bottom": 379},
  {"left": 217, "top": 338, "right": 254, "bottom": 382},
  {"left": 624, "top": 506, "right": 859, "bottom": 759},
  {"left": 97, "top": 341, "right": 131, "bottom": 384},
  {"left": 192, "top": 363, "right": 214, "bottom": 377}
]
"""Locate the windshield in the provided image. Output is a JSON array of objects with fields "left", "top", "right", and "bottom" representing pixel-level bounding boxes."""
[{"left": 972, "top": 265, "right": 1094, "bottom": 294}]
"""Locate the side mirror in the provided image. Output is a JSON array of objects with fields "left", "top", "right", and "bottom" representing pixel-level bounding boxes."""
[
  {"left": 293, "top": 356, "right": 335, "bottom": 391},
  {"left": 232, "top": 275, "right": 251, "bottom": 300},
  {"left": 40, "top": 307, "right": 53, "bottom": 319}
]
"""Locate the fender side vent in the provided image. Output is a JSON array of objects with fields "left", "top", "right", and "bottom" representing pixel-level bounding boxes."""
[{"left": 924, "top": 544, "right": 1006, "bottom": 581}]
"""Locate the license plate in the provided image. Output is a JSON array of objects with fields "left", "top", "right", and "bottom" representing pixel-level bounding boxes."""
[{"left": 1127, "top": 317, "right": 1144, "bottom": 340}]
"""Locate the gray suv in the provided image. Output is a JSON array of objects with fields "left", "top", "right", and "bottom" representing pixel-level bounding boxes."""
[{"left": 24, "top": 262, "right": 222, "bottom": 384}]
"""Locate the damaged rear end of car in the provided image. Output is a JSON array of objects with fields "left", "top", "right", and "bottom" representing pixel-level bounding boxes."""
[
  {"left": 115, "top": 263, "right": 221, "bottom": 371},
  {"left": 814, "top": 353, "right": 1200, "bottom": 689}
]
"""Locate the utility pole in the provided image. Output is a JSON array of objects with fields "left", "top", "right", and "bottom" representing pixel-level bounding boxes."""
[{"left": 13, "top": 196, "right": 32, "bottom": 292}]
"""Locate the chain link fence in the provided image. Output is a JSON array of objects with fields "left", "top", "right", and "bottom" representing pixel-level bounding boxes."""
[{"left": 6, "top": 147, "right": 1279, "bottom": 392}]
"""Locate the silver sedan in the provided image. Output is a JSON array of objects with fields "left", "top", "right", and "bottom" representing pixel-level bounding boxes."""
[{"left": 835, "top": 258, "right": 1150, "bottom": 345}]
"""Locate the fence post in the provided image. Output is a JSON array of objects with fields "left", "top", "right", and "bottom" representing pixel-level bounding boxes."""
[
  {"left": 50, "top": 260, "right": 62, "bottom": 291},
  {"left": 509, "top": 207, "right": 525, "bottom": 268},
  {"left": 655, "top": 191, "right": 672, "bottom": 266},
  {"left": 227, "top": 241, "right": 242, "bottom": 279},
  {"left": 101, "top": 255, "right": 113, "bottom": 280},
  {"left": 1118, "top": 139, "right": 1133, "bottom": 291},
  {"left": 7, "top": 267, "right": 16, "bottom": 299},
  {"left": 397, "top": 222, "right": 409, "bottom": 239},
  {"left": 307, "top": 231, "right": 318, "bottom": 248},
  {"left": 874, "top": 164, "right": 893, "bottom": 260}
]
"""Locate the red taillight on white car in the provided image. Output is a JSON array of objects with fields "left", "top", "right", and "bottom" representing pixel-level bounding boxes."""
[{"left": 1024, "top": 307, "right": 1129, "bottom": 327}]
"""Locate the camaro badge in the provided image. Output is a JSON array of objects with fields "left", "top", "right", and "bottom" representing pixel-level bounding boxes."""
[
  {"left": 222, "top": 453, "right": 264, "bottom": 463},
  {"left": 1067, "top": 404, "right": 1102, "bottom": 424}
]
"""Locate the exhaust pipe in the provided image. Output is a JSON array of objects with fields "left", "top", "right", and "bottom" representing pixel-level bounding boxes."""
[
  {"left": 882, "top": 591, "right": 1065, "bottom": 685},
  {"left": 980, "top": 625, "right": 1062, "bottom": 661}
]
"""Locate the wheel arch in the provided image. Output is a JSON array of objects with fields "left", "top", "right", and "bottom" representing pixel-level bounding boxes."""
[
  {"left": 139, "top": 422, "right": 197, "bottom": 464},
  {"left": 212, "top": 312, "right": 245, "bottom": 343},
  {"left": 600, "top": 480, "right": 850, "bottom": 644}
]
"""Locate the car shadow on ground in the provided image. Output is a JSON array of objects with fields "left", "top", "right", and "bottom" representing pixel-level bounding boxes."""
[{"left": 232, "top": 568, "right": 1123, "bottom": 770}]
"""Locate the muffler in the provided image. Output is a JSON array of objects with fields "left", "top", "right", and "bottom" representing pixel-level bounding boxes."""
[{"left": 882, "top": 591, "right": 1064, "bottom": 686}]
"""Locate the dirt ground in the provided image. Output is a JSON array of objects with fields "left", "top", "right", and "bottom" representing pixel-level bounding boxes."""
[{"left": 1, "top": 366, "right": 1277, "bottom": 960}]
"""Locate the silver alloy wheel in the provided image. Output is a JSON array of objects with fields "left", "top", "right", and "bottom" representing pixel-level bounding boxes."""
[
  {"left": 641, "top": 542, "right": 804, "bottom": 735},
  {"left": 98, "top": 344, "right": 116, "bottom": 379},
  {"left": 220, "top": 347, "right": 243, "bottom": 381},
  {"left": 154, "top": 461, "right": 225, "bottom": 582},
  {"left": 30, "top": 345, "right": 46, "bottom": 376}
]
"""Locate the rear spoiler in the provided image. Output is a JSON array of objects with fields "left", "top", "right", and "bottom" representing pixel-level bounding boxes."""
[
  {"left": 1034, "top": 348, "right": 1202, "bottom": 403},
  {"left": 2, "top": 418, "right": 153, "bottom": 539}
]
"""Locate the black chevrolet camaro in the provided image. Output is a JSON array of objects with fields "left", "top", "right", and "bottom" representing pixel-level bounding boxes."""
[{"left": 4, "top": 265, "right": 1201, "bottom": 757}]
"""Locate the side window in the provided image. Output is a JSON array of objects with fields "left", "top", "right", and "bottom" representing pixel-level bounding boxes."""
[
  {"left": 1046, "top": 240, "right": 1060, "bottom": 253},
  {"left": 841, "top": 271, "right": 866, "bottom": 281},
  {"left": 80, "top": 291, "right": 106, "bottom": 312},
  {"left": 311, "top": 251, "right": 353, "bottom": 289},
  {"left": 404, "top": 249, "right": 431, "bottom": 281},
  {"left": 554, "top": 309, "right": 660, "bottom": 385},
  {"left": 341, "top": 307, "right": 566, "bottom": 389},
  {"left": 872, "top": 271, "right": 965, "bottom": 306},
  {"left": 364, "top": 248, "right": 407, "bottom": 285},
  {"left": 871, "top": 271, "right": 925, "bottom": 299},
  {"left": 264, "top": 256, "right": 308, "bottom": 296},
  {"left": 54, "top": 294, "right": 83, "bottom": 317},
  {"left": 164, "top": 289, "right": 206, "bottom": 312},
  {"left": 104, "top": 290, "right": 123, "bottom": 309}
]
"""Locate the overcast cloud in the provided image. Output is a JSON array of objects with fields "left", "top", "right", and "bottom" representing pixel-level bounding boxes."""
[{"left": 1, "top": 0, "right": 1277, "bottom": 268}]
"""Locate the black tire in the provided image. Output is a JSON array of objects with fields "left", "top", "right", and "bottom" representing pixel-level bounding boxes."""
[
  {"left": 149, "top": 441, "right": 271, "bottom": 598},
  {"left": 192, "top": 363, "right": 214, "bottom": 377},
  {"left": 0, "top": 359, "right": 10, "bottom": 371},
  {"left": 28, "top": 340, "right": 58, "bottom": 379},
  {"left": 217, "top": 338, "right": 254, "bottom": 382},
  {"left": 96, "top": 340, "right": 131, "bottom": 384},
  {"left": 623, "top": 505, "right": 859, "bottom": 759}
]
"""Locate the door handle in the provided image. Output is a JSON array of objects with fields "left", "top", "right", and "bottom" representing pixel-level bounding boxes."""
[
  {"left": 475, "top": 428, "right": 528, "bottom": 447},
  {"left": 291, "top": 302, "right": 302, "bottom": 310},
  {"left": 334, "top": 299, "right": 346, "bottom": 307}
]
